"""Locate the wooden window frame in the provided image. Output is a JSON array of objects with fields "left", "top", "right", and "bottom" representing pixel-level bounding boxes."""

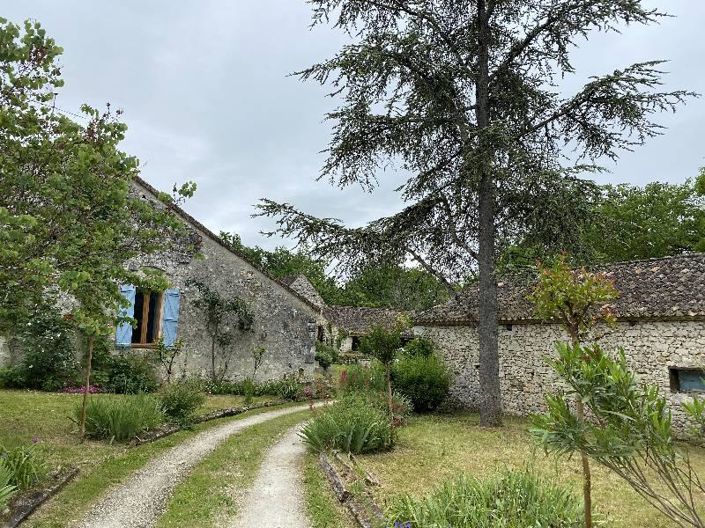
[{"left": 132, "top": 290, "right": 164, "bottom": 348}]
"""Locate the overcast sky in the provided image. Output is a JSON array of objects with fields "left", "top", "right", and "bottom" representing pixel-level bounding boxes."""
[{"left": 5, "top": 1, "right": 705, "bottom": 249}]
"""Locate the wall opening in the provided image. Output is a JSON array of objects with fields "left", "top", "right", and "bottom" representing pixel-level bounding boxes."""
[{"left": 669, "top": 368, "right": 705, "bottom": 393}]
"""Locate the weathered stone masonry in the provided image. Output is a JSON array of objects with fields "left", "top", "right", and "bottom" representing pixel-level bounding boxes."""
[
  {"left": 419, "top": 320, "right": 705, "bottom": 431},
  {"left": 121, "top": 178, "right": 322, "bottom": 382},
  {"left": 416, "top": 254, "right": 705, "bottom": 433}
]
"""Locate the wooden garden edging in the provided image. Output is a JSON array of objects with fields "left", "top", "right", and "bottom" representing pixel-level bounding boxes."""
[
  {"left": 318, "top": 452, "right": 386, "bottom": 528},
  {"left": 3, "top": 466, "right": 79, "bottom": 528},
  {"left": 131, "top": 399, "right": 288, "bottom": 446}
]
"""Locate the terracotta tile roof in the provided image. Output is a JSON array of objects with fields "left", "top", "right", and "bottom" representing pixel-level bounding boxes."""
[
  {"left": 323, "top": 306, "right": 410, "bottom": 335},
  {"left": 415, "top": 254, "right": 705, "bottom": 325}
]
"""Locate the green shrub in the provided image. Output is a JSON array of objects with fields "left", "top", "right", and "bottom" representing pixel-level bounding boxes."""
[
  {"left": 338, "top": 363, "right": 385, "bottom": 394},
  {"left": 242, "top": 377, "right": 256, "bottom": 405},
  {"left": 272, "top": 375, "right": 302, "bottom": 401},
  {"left": 0, "top": 314, "right": 80, "bottom": 391},
  {"left": 401, "top": 337, "right": 435, "bottom": 358},
  {"left": 76, "top": 394, "right": 164, "bottom": 441},
  {"left": 393, "top": 354, "right": 450, "bottom": 412},
  {"left": 158, "top": 380, "right": 205, "bottom": 425},
  {"left": 314, "top": 342, "right": 339, "bottom": 370},
  {"left": 0, "top": 444, "right": 47, "bottom": 490},
  {"left": 103, "top": 354, "right": 159, "bottom": 394},
  {"left": 300, "top": 394, "right": 395, "bottom": 454},
  {"left": 389, "top": 469, "right": 583, "bottom": 528},
  {"left": 0, "top": 464, "right": 15, "bottom": 511}
]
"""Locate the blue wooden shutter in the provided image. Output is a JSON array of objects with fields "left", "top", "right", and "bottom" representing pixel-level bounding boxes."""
[
  {"left": 115, "top": 285, "right": 136, "bottom": 347},
  {"left": 161, "top": 288, "right": 181, "bottom": 347}
]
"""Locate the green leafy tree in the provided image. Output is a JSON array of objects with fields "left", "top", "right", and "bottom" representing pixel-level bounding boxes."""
[
  {"left": 583, "top": 178, "right": 705, "bottom": 262},
  {"left": 360, "top": 323, "right": 405, "bottom": 422},
  {"left": 257, "top": 0, "right": 692, "bottom": 427},
  {"left": 528, "top": 257, "right": 618, "bottom": 528},
  {"left": 186, "top": 279, "right": 254, "bottom": 382},
  {"left": 0, "top": 19, "right": 195, "bottom": 438},
  {"left": 339, "top": 265, "right": 450, "bottom": 311}
]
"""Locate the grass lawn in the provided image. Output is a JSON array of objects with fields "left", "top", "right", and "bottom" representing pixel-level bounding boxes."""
[
  {"left": 357, "top": 412, "right": 705, "bottom": 528},
  {"left": 0, "top": 389, "right": 279, "bottom": 527}
]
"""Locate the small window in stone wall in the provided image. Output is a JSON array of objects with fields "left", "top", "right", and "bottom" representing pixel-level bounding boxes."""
[{"left": 669, "top": 368, "right": 705, "bottom": 393}]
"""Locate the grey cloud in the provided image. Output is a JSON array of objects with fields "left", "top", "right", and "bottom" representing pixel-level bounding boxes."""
[{"left": 5, "top": 0, "right": 705, "bottom": 250}]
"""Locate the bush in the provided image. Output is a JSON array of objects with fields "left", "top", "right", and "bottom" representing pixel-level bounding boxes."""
[
  {"left": 0, "top": 444, "right": 47, "bottom": 490},
  {"left": 272, "top": 375, "right": 302, "bottom": 401},
  {"left": 76, "top": 394, "right": 164, "bottom": 441},
  {"left": 0, "top": 464, "right": 15, "bottom": 511},
  {"left": 314, "top": 342, "right": 339, "bottom": 371},
  {"left": 102, "top": 354, "right": 159, "bottom": 394},
  {"left": 401, "top": 337, "right": 435, "bottom": 358},
  {"left": 242, "top": 377, "right": 256, "bottom": 405},
  {"left": 300, "top": 394, "right": 395, "bottom": 454},
  {"left": 0, "top": 314, "right": 80, "bottom": 391},
  {"left": 158, "top": 381, "right": 205, "bottom": 425},
  {"left": 393, "top": 354, "right": 450, "bottom": 413},
  {"left": 389, "top": 469, "right": 583, "bottom": 528},
  {"left": 338, "top": 363, "right": 385, "bottom": 394}
]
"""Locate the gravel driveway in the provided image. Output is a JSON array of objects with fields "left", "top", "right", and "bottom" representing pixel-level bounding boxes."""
[
  {"left": 77, "top": 404, "right": 317, "bottom": 528},
  {"left": 231, "top": 424, "right": 310, "bottom": 528}
]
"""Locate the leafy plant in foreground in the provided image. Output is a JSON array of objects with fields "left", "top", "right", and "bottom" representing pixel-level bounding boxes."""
[
  {"left": 300, "top": 394, "right": 395, "bottom": 454},
  {"left": 76, "top": 395, "right": 164, "bottom": 442},
  {"left": 389, "top": 468, "right": 582, "bottom": 528},
  {"left": 0, "top": 444, "right": 47, "bottom": 490},
  {"left": 0, "top": 464, "right": 15, "bottom": 512},
  {"left": 532, "top": 342, "right": 705, "bottom": 528}
]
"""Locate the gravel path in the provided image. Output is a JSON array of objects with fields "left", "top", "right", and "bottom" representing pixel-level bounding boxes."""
[
  {"left": 77, "top": 404, "right": 317, "bottom": 528},
  {"left": 231, "top": 424, "right": 310, "bottom": 528}
]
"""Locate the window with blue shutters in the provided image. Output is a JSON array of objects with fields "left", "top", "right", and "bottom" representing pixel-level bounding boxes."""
[
  {"left": 161, "top": 288, "right": 181, "bottom": 347},
  {"left": 116, "top": 286, "right": 180, "bottom": 347}
]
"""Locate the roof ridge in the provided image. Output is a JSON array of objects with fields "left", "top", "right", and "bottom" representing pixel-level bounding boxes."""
[{"left": 132, "top": 175, "right": 322, "bottom": 314}]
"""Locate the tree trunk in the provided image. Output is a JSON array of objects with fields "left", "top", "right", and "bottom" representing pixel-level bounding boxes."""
[
  {"left": 79, "top": 335, "right": 95, "bottom": 442},
  {"left": 576, "top": 399, "right": 593, "bottom": 528},
  {"left": 569, "top": 327, "right": 592, "bottom": 528},
  {"left": 476, "top": 0, "right": 502, "bottom": 427}
]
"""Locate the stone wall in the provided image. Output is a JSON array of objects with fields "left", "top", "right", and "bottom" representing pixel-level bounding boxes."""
[
  {"left": 418, "top": 320, "right": 705, "bottom": 432},
  {"left": 128, "top": 182, "right": 321, "bottom": 382}
]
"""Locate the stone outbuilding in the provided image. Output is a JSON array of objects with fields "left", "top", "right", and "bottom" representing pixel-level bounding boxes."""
[
  {"left": 414, "top": 254, "right": 705, "bottom": 430},
  {"left": 322, "top": 306, "right": 410, "bottom": 352},
  {"left": 108, "top": 177, "right": 322, "bottom": 381}
]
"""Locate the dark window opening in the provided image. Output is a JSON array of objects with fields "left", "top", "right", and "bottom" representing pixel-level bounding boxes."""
[
  {"left": 317, "top": 325, "right": 325, "bottom": 343},
  {"left": 131, "top": 290, "right": 163, "bottom": 346},
  {"left": 351, "top": 336, "right": 361, "bottom": 352},
  {"left": 670, "top": 368, "right": 705, "bottom": 393}
]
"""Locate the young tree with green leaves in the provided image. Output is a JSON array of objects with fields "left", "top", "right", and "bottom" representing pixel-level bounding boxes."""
[
  {"left": 528, "top": 257, "right": 618, "bottom": 528},
  {"left": 532, "top": 342, "right": 705, "bottom": 528},
  {"left": 257, "top": 1, "right": 692, "bottom": 427},
  {"left": 0, "top": 18, "right": 195, "bottom": 439},
  {"left": 186, "top": 279, "right": 254, "bottom": 383},
  {"left": 360, "top": 323, "right": 404, "bottom": 422}
]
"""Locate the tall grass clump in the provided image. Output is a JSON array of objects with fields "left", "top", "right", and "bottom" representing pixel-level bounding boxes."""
[
  {"left": 0, "top": 444, "right": 47, "bottom": 489},
  {"left": 159, "top": 380, "right": 206, "bottom": 425},
  {"left": 338, "top": 362, "right": 385, "bottom": 394},
  {"left": 75, "top": 394, "right": 164, "bottom": 442},
  {"left": 300, "top": 394, "right": 394, "bottom": 454},
  {"left": 389, "top": 469, "right": 582, "bottom": 528},
  {"left": 0, "top": 464, "right": 15, "bottom": 511}
]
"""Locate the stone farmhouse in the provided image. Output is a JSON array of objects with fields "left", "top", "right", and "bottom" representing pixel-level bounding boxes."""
[
  {"left": 414, "top": 254, "right": 705, "bottom": 431},
  {"left": 116, "top": 177, "right": 327, "bottom": 382}
]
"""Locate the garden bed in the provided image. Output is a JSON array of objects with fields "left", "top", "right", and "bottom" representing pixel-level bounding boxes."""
[{"left": 354, "top": 412, "right": 705, "bottom": 528}]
